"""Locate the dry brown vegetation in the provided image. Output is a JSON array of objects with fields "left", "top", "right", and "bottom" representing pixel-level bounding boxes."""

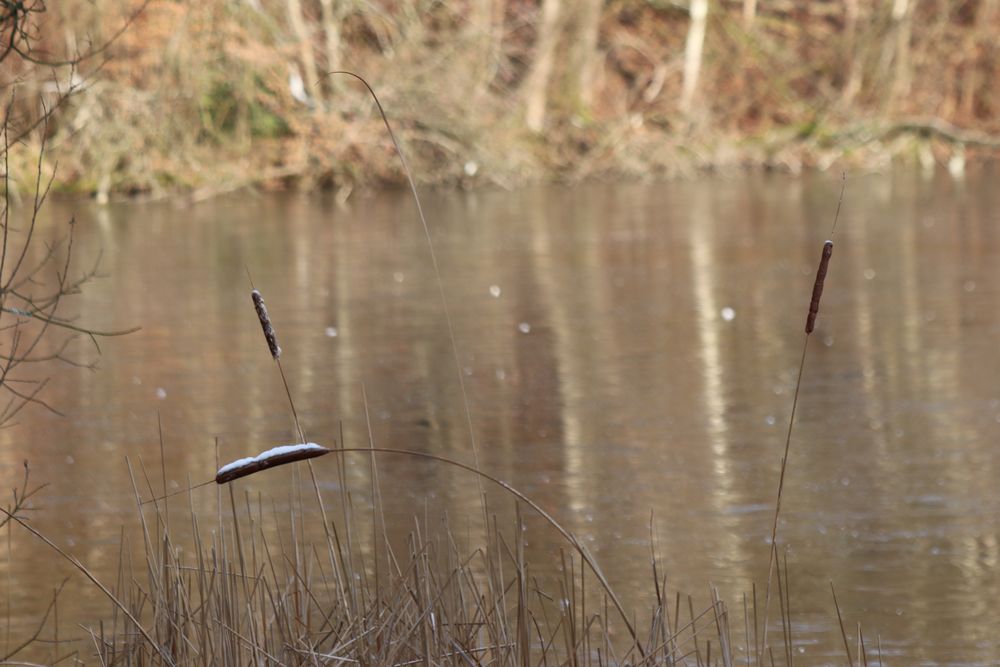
[
  {"left": 5, "top": 447, "right": 863, "bottom": 666},
  {"left": 2, "top": 0, "right": 1000, "bottom": 200}
]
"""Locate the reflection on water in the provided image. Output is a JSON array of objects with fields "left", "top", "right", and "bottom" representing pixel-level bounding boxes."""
[{"left": 2, "top": 168, "right": 1000, "bottom": 663}]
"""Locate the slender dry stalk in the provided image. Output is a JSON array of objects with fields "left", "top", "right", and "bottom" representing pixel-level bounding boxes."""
[
  {"left": 783, "top": 549, "right": 793, "bottom": 665},
  {"left": 739, "top": 593, "right": 748, "bottom": 665},
  {"left": 761, "top": 179, "right": 845, "bottom": 656},
  {"left": 831, "top": 582, "right": 855, "bottom": 667},
  {"left": 325, "top": 70, "right": 489, "bottom": 507},
  {"left": 0, "top": 507, "right": 171, "bottom": 664}
]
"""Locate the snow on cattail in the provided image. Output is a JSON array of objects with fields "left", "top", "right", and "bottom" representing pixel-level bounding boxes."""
[
  {"left": 805, "top": 240, "right": 834, "bottom": 334},
  {"left": 215, "top": 443, "right": 330, "bottom": 484},
  {"left": 251, "top": 289, "right": 281, "bottom": 359}
]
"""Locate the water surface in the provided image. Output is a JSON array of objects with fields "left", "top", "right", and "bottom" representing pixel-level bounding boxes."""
[{"left": 2, "top": 169, "right": 999, "bottom": 664}]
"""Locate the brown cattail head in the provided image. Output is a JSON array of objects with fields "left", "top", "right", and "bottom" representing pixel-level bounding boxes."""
[
  {"left": 805, "top": 240, "right": 834, "bottom": 334},
  {"left": 251, "top": 289, "right": 281, "bottom": 359}
]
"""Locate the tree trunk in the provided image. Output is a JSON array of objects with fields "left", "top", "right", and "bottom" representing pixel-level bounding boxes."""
[
  {"left": 742, "top": 0, "right": 756, "bottom": 28},
  {"left": 889, "top": 0, "right": 912, "bottom": 108},
  {"left": 840, "top": 0, "right": 861, "bottom": 106},
  {"left": 960, "top": 0, "right": 997, "bottom": 117},
  {"left": 285, "top": 0, "right": 322, "bottom": 109},
  {"left": 318, "top": 0, "right": 342, "bottom": 75},
  {"left": 680, "top": 0, "right": 709, "bottom": 116},
  {"left": 570, "top": 0, "right": 602, "bottom": 111},
  {"left": 524, "top": 0, "right": 562, "bottom": 132}
]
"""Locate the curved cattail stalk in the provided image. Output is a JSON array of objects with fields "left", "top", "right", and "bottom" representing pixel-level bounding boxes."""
[{"left": 147, "top": 443, "right": 639, "bottom": 656}]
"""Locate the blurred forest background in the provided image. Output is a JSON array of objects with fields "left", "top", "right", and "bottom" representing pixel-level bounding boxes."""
[{"left": 4, "top": 0, "right": 1000, "bottom": 200}]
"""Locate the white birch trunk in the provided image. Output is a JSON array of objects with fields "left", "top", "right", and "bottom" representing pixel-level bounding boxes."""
[
  {"left": 961, "top": 0, "right": 996, "bottom": 115},
  {"left": 840, "top": 0, "right": 861, "bottom": 106},
  {"left": 318, "top": 0, "right": 342, "bottom": 75},
  {"left": 286, "top": 0, "right": 322, "bottom": 108},
  {"left": 572, "top": 0, "right": 602, "bottom": 110},
  {"left": 524, "top": 0, "right": 562, "bottom": 132},
  {"left": 680, "top": 0, "right": 709, "bottom": 115},
  {"left": 890, "top": 0, "right": 912, "bottom": 104}
]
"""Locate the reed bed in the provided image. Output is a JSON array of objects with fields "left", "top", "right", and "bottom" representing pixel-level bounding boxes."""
[
  {"left": 6, "top": 444, "right": 875, "bottom": 666},
  {"left": 58, "top": 454, "right": 749, "bottom": 666}
]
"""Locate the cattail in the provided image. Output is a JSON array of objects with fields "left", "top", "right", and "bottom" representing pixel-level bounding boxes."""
[
  {"left": 215, "top": 443, "right": 330, "bottom": 484},
  {"left": 251, "top": 289, "right": 281, "bottom": 359},
  {"left": 805, "top": 240, "right": 834, "bottom": 334}
]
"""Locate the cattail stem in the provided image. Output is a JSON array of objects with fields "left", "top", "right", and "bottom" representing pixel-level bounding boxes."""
[
  {"left": 762, "top": 208, "right": 841, "bottom": 656},
  {"left": 277, "top": 359, "right": 306, "bottom": 444},
  {"left": 761, "top": 336, "right": 809, "bottom": 657}
]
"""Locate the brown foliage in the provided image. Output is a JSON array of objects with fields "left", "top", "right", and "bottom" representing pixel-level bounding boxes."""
[{"left": 3, "top": 1, "right": 1000, "bottom": 197}]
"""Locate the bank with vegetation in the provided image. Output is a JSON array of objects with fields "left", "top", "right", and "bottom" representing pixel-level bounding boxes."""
[{"left": 6, "top": 0, "right": 1000, "bottom": 201}]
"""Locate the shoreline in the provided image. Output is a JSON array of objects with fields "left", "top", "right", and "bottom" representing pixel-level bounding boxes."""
[{"left": 26, "top": 120, "right": 998, "bottom": 205}]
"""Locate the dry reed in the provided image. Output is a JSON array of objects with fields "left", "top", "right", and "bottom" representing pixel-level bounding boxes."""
[{"left": 761, "top": 179, "right": 844, "bottom": 659}]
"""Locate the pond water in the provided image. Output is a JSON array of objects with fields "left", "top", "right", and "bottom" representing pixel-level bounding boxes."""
[{"left": 2, "top": 168, "right": 999, "bottom": 664}]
